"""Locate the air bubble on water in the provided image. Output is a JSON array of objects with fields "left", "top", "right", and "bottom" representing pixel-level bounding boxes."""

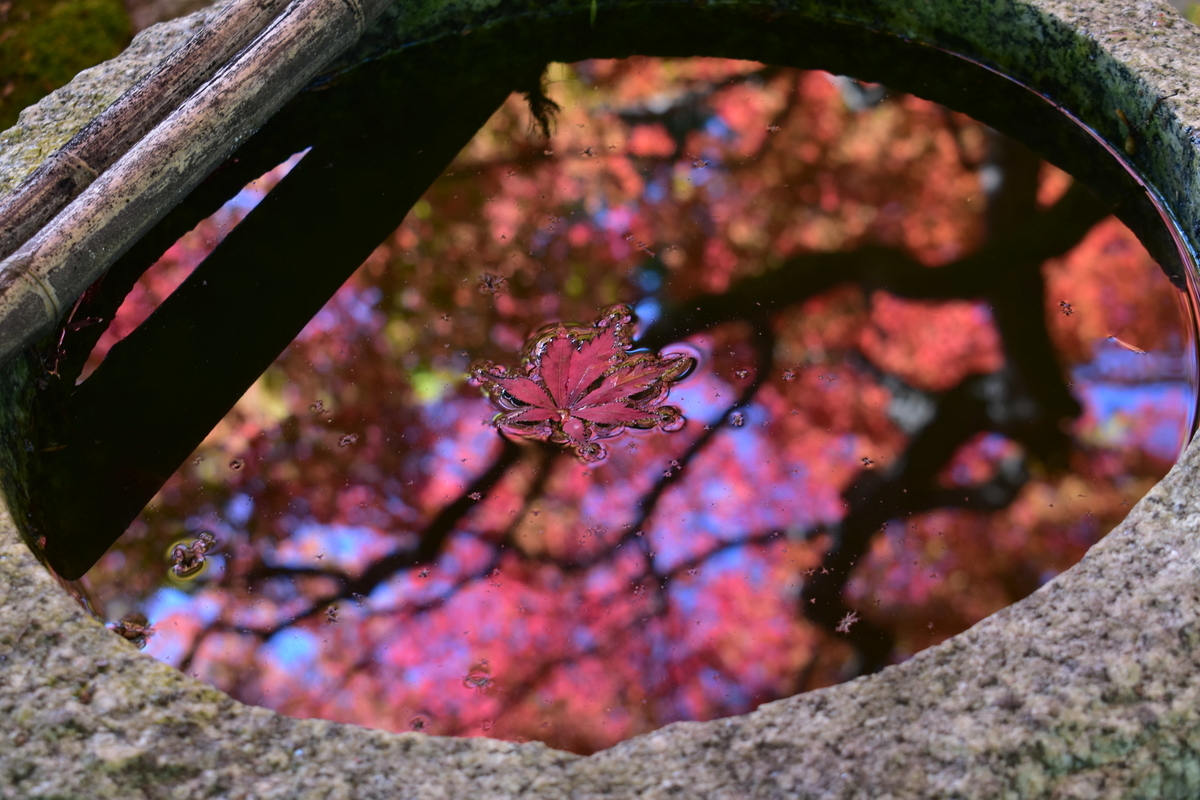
[
  {"left": 229, "top": 458, "right": 245, "bottom": 471},
  {"left": 463, "top": 661, "right": 494, "bottom": 692},
  {"left": 730, "top": 412, "right": 745, "bottom": 427},
  {"left": 576, "top": 442, "right": 607, "bottom": 463},
  {"left": 338, "top": 434, "right": 358, "bottom": 447},
  {"left": 657, "top": 405, "right": 685, "bottom": 432}
]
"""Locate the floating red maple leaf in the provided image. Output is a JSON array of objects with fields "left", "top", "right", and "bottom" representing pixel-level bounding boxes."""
[{"left": 470, "top": 304, "right": 696, "bottom": 462}]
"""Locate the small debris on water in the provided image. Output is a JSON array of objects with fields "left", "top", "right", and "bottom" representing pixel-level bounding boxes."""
[
  {"left": 338, "top": 433, "right": 358, "bottom": 447},
  {"left": 730, "top": 412, "right": 745, "bottom": 427},
  {"left": 229, "top": 458, "right": 245, "bottom": 471},
  {"left": 836, "top": 611, "right": 859, "bottom": 634},
  {"left": 478, "top": 272, "right": 506, "bottom": 295},
  {"left": 1059, "top": 301, "right": 1073, "bottom": 316},
  {"left": 1108, "top": 335, "right": 1146, "bottom": 354},
  {"left": 109, "top": 614, "right": 153, "bottom": 649},
  {"left": 171, "top": 531, "right": 217, "bottom": 578}
]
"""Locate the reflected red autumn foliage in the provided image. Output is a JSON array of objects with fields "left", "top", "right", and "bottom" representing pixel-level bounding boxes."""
[{"left": 80, "top": 58, "right": 1193, "bottom": 754}]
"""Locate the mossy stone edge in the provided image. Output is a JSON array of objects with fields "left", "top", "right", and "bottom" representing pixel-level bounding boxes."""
[{"left": 3, "top": 0, "right": 1200, "bottom": 797}]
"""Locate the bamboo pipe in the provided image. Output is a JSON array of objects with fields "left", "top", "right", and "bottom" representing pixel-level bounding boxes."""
[
  {"left": 0, "top": 0, "right": 396, "bottom": 370},
  {"left": 0, "top": 0, "right": 293, "bottom": 263}
]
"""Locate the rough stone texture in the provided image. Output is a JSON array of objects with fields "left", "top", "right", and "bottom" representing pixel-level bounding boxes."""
[
  {"left": 0, "top": 0, "right": 236, "bottom": 199},
  {"left": 4, "top": 0, "right": 1200, "bottom": 797}
]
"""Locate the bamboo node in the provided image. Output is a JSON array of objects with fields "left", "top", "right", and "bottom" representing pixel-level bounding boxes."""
[
  {"left": 58, "top": 152, "right": 100, "bottom": 186},
  {"left": 2, "top": 258, "right": 62, "bottom": 323}
]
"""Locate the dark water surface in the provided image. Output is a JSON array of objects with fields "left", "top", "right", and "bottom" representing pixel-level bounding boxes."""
[{"left": 76, "top": 59, "right": 1195, "bottom": 753}]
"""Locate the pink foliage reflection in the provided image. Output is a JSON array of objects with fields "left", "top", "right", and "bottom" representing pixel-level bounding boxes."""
[{"left": 82, "top": 58, "right": 1192, "bottom": 755}]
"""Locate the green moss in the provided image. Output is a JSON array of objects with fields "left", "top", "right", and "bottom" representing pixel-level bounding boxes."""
[{"left": 0, "top": 0, "right": 131, "bottom": 131}]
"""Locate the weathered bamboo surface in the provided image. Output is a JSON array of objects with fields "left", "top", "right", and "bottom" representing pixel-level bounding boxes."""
[
  {"left": 0, "top": 0, "right": 291, "bottom": 263},
  {"left": 0, "top": 0, "right": 394, "bottom": 370}
]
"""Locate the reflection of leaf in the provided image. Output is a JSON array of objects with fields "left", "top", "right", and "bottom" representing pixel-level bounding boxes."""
[{"left": 471, "top": 305, "right": 695, "bottom": 462}]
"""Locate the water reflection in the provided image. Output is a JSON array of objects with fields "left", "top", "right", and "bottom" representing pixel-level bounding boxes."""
[{"left": 82, "top": 58, "right": 1193, "bottom": 754}]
